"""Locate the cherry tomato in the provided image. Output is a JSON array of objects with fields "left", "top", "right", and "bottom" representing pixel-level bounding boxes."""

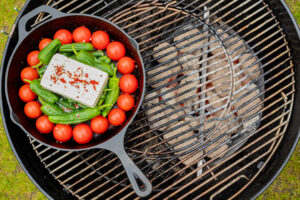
[
  {"left": 53, "top": 124, "right": 73, "bottom": 142},
  {"left": 20, "top": 67, "right": 39, "bottom": 83},
  {"left": 73, "top": 26, "right": 91, "bottom": 43},
  {"left": 19, "top": 84, "right": 37, "bottom": 102},
  {"left": 108, "top": 108, "right": 126, "bottom": 126},
  {"left": 27, "top": 50, "right": 40, "bottom": 66},
  {"left": 36, "top": 115, "right": 54, "bottom": 134},
  {"left": 24, "top": 101, "right": 42, "bottom": 119},
  {"left": 91, "top": 116, "right": 109, "bottom": 134},
  {"left": 73, "top": 124, "right": 93, "bottom": 144},
  {"left": 54, "top": 29, "right": 73, "bottom": 45},
  {"left": 117, "top": 93, "right": 135, "bottom": 111},
  {"left": 39, "top": 38, "right": 52, "bottom": 51},
  {"left": 106, "top": 41, "right": 126, "bottom": 61},
  {"left": 119, "top": 74, "right": 138, "bottom": 94},
  {"left": 117, "top": 57, "right": 135, "bottom": 74},
  {"left": 91, "top": 31, "right": 110, "bottom": 50}
]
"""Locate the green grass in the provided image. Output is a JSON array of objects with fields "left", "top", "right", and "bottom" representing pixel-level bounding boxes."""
[
  {"left": 0, "top": 1, "right": 46, "bottom": 199},
  {"left": 0, "top": 1, "right": 299, "bottom": 200}
]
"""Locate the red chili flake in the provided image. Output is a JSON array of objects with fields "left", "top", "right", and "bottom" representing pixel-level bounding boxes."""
[
  {"left": 69, "top": 81, "right": 76, "bottom": 85},
  {"left": 50, "top": 75, "right": 58, "bottom": 84},
  {"left": 90, "top": 80, "right": 99, "bottom": 91},
  {"left": 84, "top": 73, "right": 89, "bottom": 78},
  {"left": 60, "top": 78, "right": 66, "bottom": 83},
  {"left": 76, "top": 96, "right": 79, "bottom": 98},
  {"left": 76, "top": 114, "right": 80, "bottom": 118},
  {"left": 158, "top": 96, "right": 163, "bottom": 101},
  {"left": 75, "top": 104, "right": 79, "bottom": 109},
  {"left": 180, "top": 103, "right": 184, "bottom": 107}
]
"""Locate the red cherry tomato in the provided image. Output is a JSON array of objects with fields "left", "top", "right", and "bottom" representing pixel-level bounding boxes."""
[
  {"left": 20, "top": 67, "right": 39, "bottom": 83},
  {"left": 73, "top": 124, "right": 93, "bottom": 144},
  {"left": 106, "top": 41, "right": 126, "bottom": 61},
  {"left": 73, "top": 26, "right": 91, "bottom": 43},
  {"left": 117, "top": 93, "right": 135, "bottom": 111},
  {"left": 27, "top": 51, "right": 40, "bottom": 66},
  {"left": 54, "top": 29, "right": 73, "bottom": 45},
  {"left": 36, "top": 115, "right": 54, "bottom": 134},
  {"left": 91, "top": 31, "right": 110, "bottom": 50},
  {"left": 91, "top": 116, "right": 109, "bottom": 134},
  {"left": 19, "top": 84, "right": 37, "bottom": 102},
  {"left": 108, "top": 108, "right": 126, "bottom": 126},
  {"left": 119, "top": 74, "right": 138, "bottom": 94},
  {"left": 39, "top": 38, "right": 52, "bottom": 51},
  {"left": 53, "top": 124, "right": 73, "bottom": 142},
  {"left": 24, "top": 101, "right": 42, "bottom": 119},
  {"left": 117, "top": 57, "right": 135, "bottom": 74}
]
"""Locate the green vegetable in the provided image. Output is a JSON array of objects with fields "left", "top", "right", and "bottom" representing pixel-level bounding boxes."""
[
  {"left": 92, "top": 50, "right": 104, "bottom": 57},
  {"left": 102, "top": 68, "right": 120, "bottom": 117},
  {"left": 59, "top": 43, "right": 94, "bottom": 53},
  {"left": 33, "top": 39, "right": 62, "bottom": 68},
  {"left": 72, "top": 44, "right": 98, "bottom": 66},
  {"left": 78, "top": 103, "right": 88, "bottom": 109},
  {"left": 110, "top": 63, "right": 115, "bottom": 69},
  {"left": 60, "top": 52, "right": 73, "bottom": 57},
  {"left": 57, "top": 98, "right": 76, "bottom": 110},
  {"left": 38, "top": 65, "right": 47, "bottom": 77},
  {"left": 94, "top": 62, "right": 114, "bottom": 76},
  {"left": 95, "top": 55, "right": 111, "bottom": 64},
  {"left": 49, "top": 107, "right": 101, "bottom": 124},
  {"left": 26, "top": 79, "right": 59, "bottom": 104},
  {"left": 41, "top": 103, "right": 65, "bottom": 116},
  {"left": 72, "top": 45, "right": 113, "bottom": 76},
  {"left": 98, "top": 84, "right": 108, "bottom": 106}
]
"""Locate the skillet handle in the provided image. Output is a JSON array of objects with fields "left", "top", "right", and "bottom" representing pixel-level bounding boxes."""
[
  {"left": 114, "top": 145, "right": 152, "bottom": 197},
  {"left": 18, "top": 5, "right": 65, "bottom": 42},
  {"left": 100, "top": 130, "right": 152, "bottom": 197}
]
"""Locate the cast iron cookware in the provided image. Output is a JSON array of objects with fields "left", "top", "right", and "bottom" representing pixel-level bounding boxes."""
[{"left": 4, "top": 5, "right": 152, "bottom": 197}]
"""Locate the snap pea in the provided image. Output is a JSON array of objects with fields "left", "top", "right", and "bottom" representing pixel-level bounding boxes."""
[
  {"left": 49, "top": 107, "right": 101, "bottom": 124},
  {"left": 59, "top": 43, "right": 94, "bottom": 52},
  {"left": 33, "top": 39, "right": 62, "bottom": 68},
  {"left": 102, "top": 68, "right": 120, "bottom": 117},
  {"left": 92, "top": 50, "right": 104, "bottom": 57},
  {"left": 26, "top": 79, "right": 59, "bottom": 104}
]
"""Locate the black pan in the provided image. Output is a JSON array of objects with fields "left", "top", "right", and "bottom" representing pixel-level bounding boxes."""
[{"left": 5, "top": 5, "right": 152, "bottom": 197}]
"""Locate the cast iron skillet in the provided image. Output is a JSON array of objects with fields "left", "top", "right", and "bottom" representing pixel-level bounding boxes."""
[{"left": 5, "top": 5, "right": 152, "bottom": 197}]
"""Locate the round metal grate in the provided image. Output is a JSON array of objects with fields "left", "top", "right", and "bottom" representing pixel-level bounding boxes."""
[{"left": 28, "top": 0, "right": 294, "bottom": 199}]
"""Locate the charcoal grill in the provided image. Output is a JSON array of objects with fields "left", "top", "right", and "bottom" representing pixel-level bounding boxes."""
[{"left": 1, "top": 0, "right": 299, "bottom": 199}]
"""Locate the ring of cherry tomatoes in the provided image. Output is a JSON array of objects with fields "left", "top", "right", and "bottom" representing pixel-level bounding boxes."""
[{"left": 19, "top": 26, "right": 138, "bottom": 144}]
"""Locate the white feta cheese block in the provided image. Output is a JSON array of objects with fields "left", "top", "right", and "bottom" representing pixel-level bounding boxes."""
[{"left": 40, "top": 54, "right": 109, "bottom": 108}]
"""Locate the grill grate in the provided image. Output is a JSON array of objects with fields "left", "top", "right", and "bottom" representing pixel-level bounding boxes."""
[{"left": 26, "top": 0, "right": 294, "bottom": 199}]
